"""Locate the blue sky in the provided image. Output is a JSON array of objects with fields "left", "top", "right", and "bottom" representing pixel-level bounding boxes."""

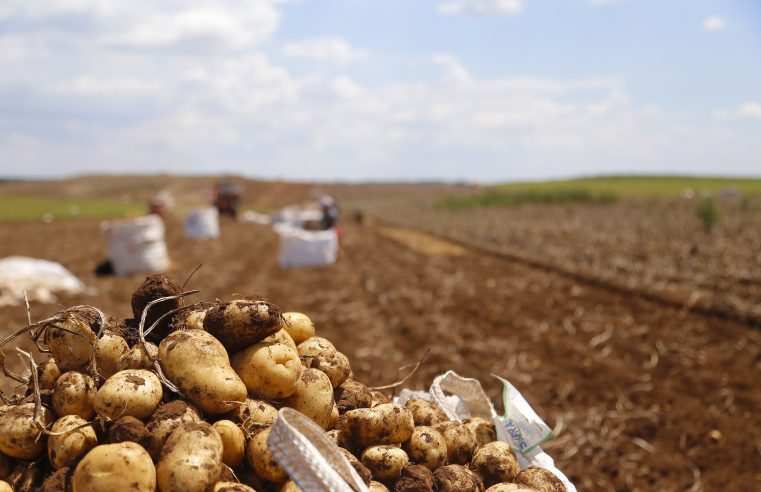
[{"left": 0, "top": 0, "right": 759, "bottom": 182}]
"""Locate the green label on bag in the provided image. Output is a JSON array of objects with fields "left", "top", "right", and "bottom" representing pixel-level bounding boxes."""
[{"left": 493, "top": 374, "right": 553, "bottom": 454}]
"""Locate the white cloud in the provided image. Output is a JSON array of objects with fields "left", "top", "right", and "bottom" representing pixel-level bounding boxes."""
[
  {"left": 587, "top": 0, "right": 618, "bottom": 5},
  {"left": 437, "top": 0, "right": 523, "bottom": 17},
  {"left": 715, "top": 101, "right": 761, "bottom": 120},
  {"left": 282, "top": 37, "right": 368, "bottom": 64},
  {"left": 702, "top": 15, "right": 727, "bottom": 32}
]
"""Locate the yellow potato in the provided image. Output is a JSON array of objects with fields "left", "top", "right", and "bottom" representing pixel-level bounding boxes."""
[
  {"left": 246, "top": 427, "right": 288, "bottom": 484},
  {"left": 203, "top": 299, "right": 283, "bottom": 352},
  {"left": 471, "top": 441, "right": 520, "bottom": 486},
  {"left": 369, "top": 482, "right": 390, "bottom": 492},
  {"left": 116, "top": 342, "right": 158, "bottom": 372},
  {"left": 0, "top": 481, "right": 10, "bottom": 492},
  {"left": 145, "top": 400, "right": 201, "bottom": 459},
  {"left": 52, "top": 371, "right": 97, "bottom": 419},
  {"left": 405, "top": 398, "right": 448, "bottom": 426},
  {"left": 231, "top": 340, "right": 302, "bottom": 399},
  {"left": 514, "top": 466, "right": 565, "bottom": 492},
  {"left": 0, "top": 402, "right": 54, "bottom": 460},
  {"left": 360, "top": 445, "right": 408, "bottom": 481},
  {"left": 38, "top": 357, "right": 61, "bottom": 391},
  {"left": 44, "top": 309, "right": 99, "bottom": 372},
  {"left": 159, "top": 330, "right": 247, "bottom": 415},
  {"left": 213, "top": 420, "right": 246, "bottom": 468},
  {"left": 464, "top": 417, "right": 497, "bottom": 448},
  {"left": 157, "top": 422, "right": 223, "bottom": 492},
  {"left": 433, "top": 421, "right": 477, "bottom": 465},
  {"left": 94, "top": 369, "right": 163, "bottom": 421},
  {"left": 212, "top": 483, "right": 257, "bottom": 492},
  {"left": 280, "top": 368, "right": 334, "bottom": 429},
  {"left": 282, "top": 312, "right": 315, "bottom": 343},
  {"left": 296, "top": 336, "right": 335, "bottom": 359},
  {"left": 72, "top": 442, "right": 155, "bottom": 492},
  {"left": 93, "top": 330, "right": 129, "bottom": 379},
  {"left": 338, "top": 403, "right": 414, "bottom": 446},
  {"left": 405, "top": 426, "right": 447, "bottom": 470},
  {"left": 47, "top": 415, "right": 98, "bottom": 469},
  {"left": 486, "top": 484, "right": 536, "bottom": 492}
]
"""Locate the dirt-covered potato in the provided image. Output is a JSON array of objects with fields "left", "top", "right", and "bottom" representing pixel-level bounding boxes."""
[
  {"left": 231, "top": 339, "right": 302, "bottom": 400},
  {"left": 361, "top": 445, "right": 409, "bottom": 481},
  {"left": 108, "top": 416, "right": 148, "bottom": 446},
  {"left": 405, "top": 399, "right": 448, "bottom": 427},
  {"left": 170, "top": 302, "right": 214, "bottom": 331},
  {"left": 470, "top": 441, "right": 520, "bottom": 486},
  {"left": 40, "top": 467, "right": 69, "bottom": 492},
  {"left": 485, "top": 484, "right": 536, "bottom": 492},
  {"left": 145, "top": 400, "right": 201, "bottom": 459},
  {"left": 405, "top": 426, "right": 447, "bottom": 470},
  {"left": 94, "top": 369, "right": 162, "bottom": 421},
  {"left": 433, "top": 421, "right": 477, "bottom": 465},
  {"left": 369, "top": 481, "right": 390, "bottom": 492},
  {"left": 131, "top": 273, "right": 182, "bottom": 342},
  {"left": 93, "top": 330, "right": 129, "bottom": 379},
  {"left": 159, "top": 330, "right": 247, "bottom": 415},
  {"left": 306, "top": 350, "right": 352, "bottom": 387},
  {"left": 335, "top": 379, "right": 373, "bottom": 413},
  {"left": 338, "top": 403, "right": 415, "bottom": 447},
  {"left": 47, "top": 415, "right": 98, "bottom": 469},
  {"left": 339, "top": 447, "right": 372, "bottom": 485},
  {"left": 433, "top": 464, "right": 484, "bottom": 492},
  {"left": 43, "top": 308, "right": 99, "bottom": 372},
  {"left": 280, "top": 368, "right": 335, "bottom": 429},
  {"left": 394, "top": 464, "right": 434, "bottom": 492},
  {"left": 204, "top": 299, "right": 283, "bottom": 352},
  {"left": 225, "top": 398, "right": 278, "bottom": 432},
  {"left": 0, "top": 402, "right": 54, "bottom": 459},
  {"left": 52, "top": 371, "right": 97, "bottom": 419},
  {"left": 73, "top": 442, "right": 155, "bottom": 492},
  {"left": 514, "top": 467, "right": 564, "bottom": 492},
  {"left": 212, "top": 483, "right": 257, "bottom": 492},
  {"left": 213, "top": 420, "right": 245, "bottom": 468},
  {"left": 296, "top": 336, "right": 336, "bottom": 359},
  {"left": 38, "top": 357, "right": 61, "bottom": 391},
  {"left": 115, "top": 342, "right": 158, "bottom": 372},
  {"left": 464, "top": 417, "right": 497, "bottom": 448},
  {"left": 246, "top": 427, "right": 288, "bottom": 484},
  {"left": 157, "top": 421, "right": 223, "bottom": 492},
  {"left": 282, "top": 312, "right": 315, "bottom": 344}
]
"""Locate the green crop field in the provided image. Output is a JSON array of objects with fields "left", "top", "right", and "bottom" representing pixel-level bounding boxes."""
[{"left": 0, "top": 195, "right": 145, "bottom": 221}]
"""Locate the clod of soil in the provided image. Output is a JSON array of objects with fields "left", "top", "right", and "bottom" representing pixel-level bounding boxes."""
[
  {"left": 394, "top": 464, "right": 434, "bottom": 492},
  {"left": 130, "top": 274, "right": 182, "bottom": 342},
  {"left": 108, "top": 416, "right": 149, "bottom": 446}
]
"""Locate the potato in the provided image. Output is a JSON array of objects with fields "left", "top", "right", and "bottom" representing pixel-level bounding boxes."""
[
  {"left": 72, "top": 442, "right": 155, "bottom": 492},
  {"left": 464, "top": 417, "right": 497, "bottom": 448},
  {"left": 43, "top": 308, "right": 99, "bottom": 372},
  {"left": 263, "top": 328, "right": 297, "bottom": 351},
  {"left": 369, "top": 482, "right": 390, "bottom": 492},
  {"left": 405, "top": 399, "right": 448, "bottom": 426},
  {"left": 231, "top": 339, "right": 302, "bottom": 400},
  {"left": 433, "top": 464, "right": 484, "bottom": 492},
  {"left": 335, "top": 379, "right": 373, "bottom": 413},
  {"left": 131, "top": 273, "right": 182, "bottom": 342},
  {"left": 213, "top": 420, "right": 246, "bottom": 468},
  {"left": 93, "top": 330, "right": 129, "bottom": 379},
  {"left": 306, "top": 350, "right": 352, "bottom": 387},
  {"left": 0, "top": 480, "right": 10, "bottom": 492},
  {"left": 157, "top": 422, "right": 223, "bottom": 492},
  {"left": 40, "top": 468, "right": 69, "bottom": 492},
  {"left": 281, "top": 312, "right": 315, "bottom": 343},
  {"left": 213, "top": 483, "right": 257, "bottom": 492},
  {"left": 338, "top": 403, "right": 414, "bottom": 447},
  {"left": 327, "top": 429, "right": 354, "bottom": 450},
  {"left": 485, "top": 484, "right": 536, "bottom": 492},
  {"left": 280, "top": 368, "right": 334, "bottom": 429},
  {"left": 370, "top": 391, "right": 390, "bottom": 407},
  {"left": 360, "top": 445, "right": 408, "bottom": 481},
  {"left": 116, "top": 342, "right": 158, "bottom": 372},
  {"left": 204, "top": 299, "right": 283, "bottom": 352},
  {"left": 94, "top": 369, "right": 162, "bottom": 421},
  {"left": 433, "top": 421, "right": 477, "bottom": 465},
  {"left": 339, "top": 447, "right": 372, "bottom": 485},
  {"left": 170, "top": 302, "right": 215, "bottom": 331},
  {"left": 296, "top": 336, "right": 335, "bottom": 359},
  {"left": 225, "top": 398, "right": 278, "bottom": 432},
  {"left": 405, "top": 426, "right": 447, "bottom": 470},
  {"left": 47, "top": 415, "right": 98, "bottom": 469},
  {"left": 52, "top": 371, "right": 97, "bottom": 419},
  {"left": 38, "top": 357, "right": 61, "bottom": 391},
  {"left": 246, "top": 427, "right": 288, "bottom": 484},
  {"left": 395, "top": 464, "right": 434, "bottom": 492},
  {"left": 0, "top": 402, "right": 54, "bottom": 459},
  {"left": 159, "top": 330, "right": 247, "bottom": 415},
  {"left": 108, "top": 416, "right": 148, "bottom": 446},
  {"left": 279, "top": 481, "right": 301, "bottom": 492},
  {"left": 470, "top": 441, "right": 520, "bottom": 486},
  {"left": 514, "top": 467, "right": 565, "bottom": 492},
  {"left": 145, "top": 400, "right": 201, "bottom": 459}
]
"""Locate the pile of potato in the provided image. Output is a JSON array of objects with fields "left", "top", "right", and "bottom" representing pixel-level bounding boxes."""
[{"left": 0, "top": 274, "right": 565, "bottom": 492}]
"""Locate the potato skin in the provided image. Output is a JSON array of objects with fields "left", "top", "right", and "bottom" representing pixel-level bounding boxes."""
[
  {"left": 296, "top": 336, "right": 336, "bottom": 359},
  {"left": 48, "top": 415, "right": 98, "bottom": 469},
  {"left": 38, "top": 357, "right": 61, "bottom": 391},
  {"left": 213, "top": 420, "right": 245, "bottom": 468},
  {"left": 405, "top": 426, "right": 447, "bottom": 471},
  {"left": 116, "top": 342, "right": 158, "bottom": 372},
  {"left": 307, "top": 350, "right": 352, "bottom": 388},
  {"left": 470, "top": 441, "right": 520, "bottom": 486},
  {"left": 464, "top": 417, "right": 497, "bottom": 448},
  {"left": 159, "top": 330, "right": 247, "bottom": 415},
  {"left": 203, "top": 299, "right": 283, "bottom": 352},
  {"left": 360, "top": 445, "right": 409, "bottom": 481},
  {"left": 44, "top": 309, "right": 99, "bottom": 372},
  {"left": 485, "top": 484, "right": 536, "bottom": 492},
  {"left": 0, "top": 403, "right": 54, "bottom": 460},
  {"left": 94, "top": 330, "right": 129, "bottom": 379},
  {"left": 157, "top": 422, "right": 223, "bottom": 492},
  {"left": 94, "top": 369, "right": 163, "bottom": 421},
  {"left": 280, "top": 368, "right": 335, "bottom": 429},
  {"left": 52, "top": 371, "right": 97, "bottom": 419},
  {"left": 72, "top": 442, "right": 156, "bottom": 492},
  {"left": 514, "top": 466, "right": 565, "bottom": 492},
  {"left": 433, "top": 421, "right": 478, "bottom": 465},
  {"left": 145, "top": 400, "right": 201, "bottom": 459},
  {"left": 335, "top": 379, "right": 374, "bottom": 413},
  {"left": 433, "top": 464, "right": 484, "bottom": 492},
  {"left": 246, "top": 427, "right": 288, "bottom": 484},
  {"left": 281, "top": 312, "right": 315, "bottom": 344},
  {"left": 231, "top": 340, "right": 302, "bottom": 400},
  {"left": 405, "top": 399, "right": 448, "bottom": 427},
  {"left": 339, "top": 403, "right": 414, "bottom": 447},
  {"left": 213, "top": 483, "right": 257, "bottom": 492},
  {"left": 225, "top": 398, "right": 278, "bottom": 432},
  {"left": 369, "top": 482, "right": 390, "bottom": 492}
]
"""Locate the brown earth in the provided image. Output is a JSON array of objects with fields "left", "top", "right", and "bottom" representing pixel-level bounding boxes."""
[{"left": 0, "top": 216, "right": 759, "bottom": 491}]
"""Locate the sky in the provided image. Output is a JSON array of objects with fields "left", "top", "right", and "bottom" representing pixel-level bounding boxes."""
[{"left": 0, "top": 0, "right": 759, "bottom": 182}]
